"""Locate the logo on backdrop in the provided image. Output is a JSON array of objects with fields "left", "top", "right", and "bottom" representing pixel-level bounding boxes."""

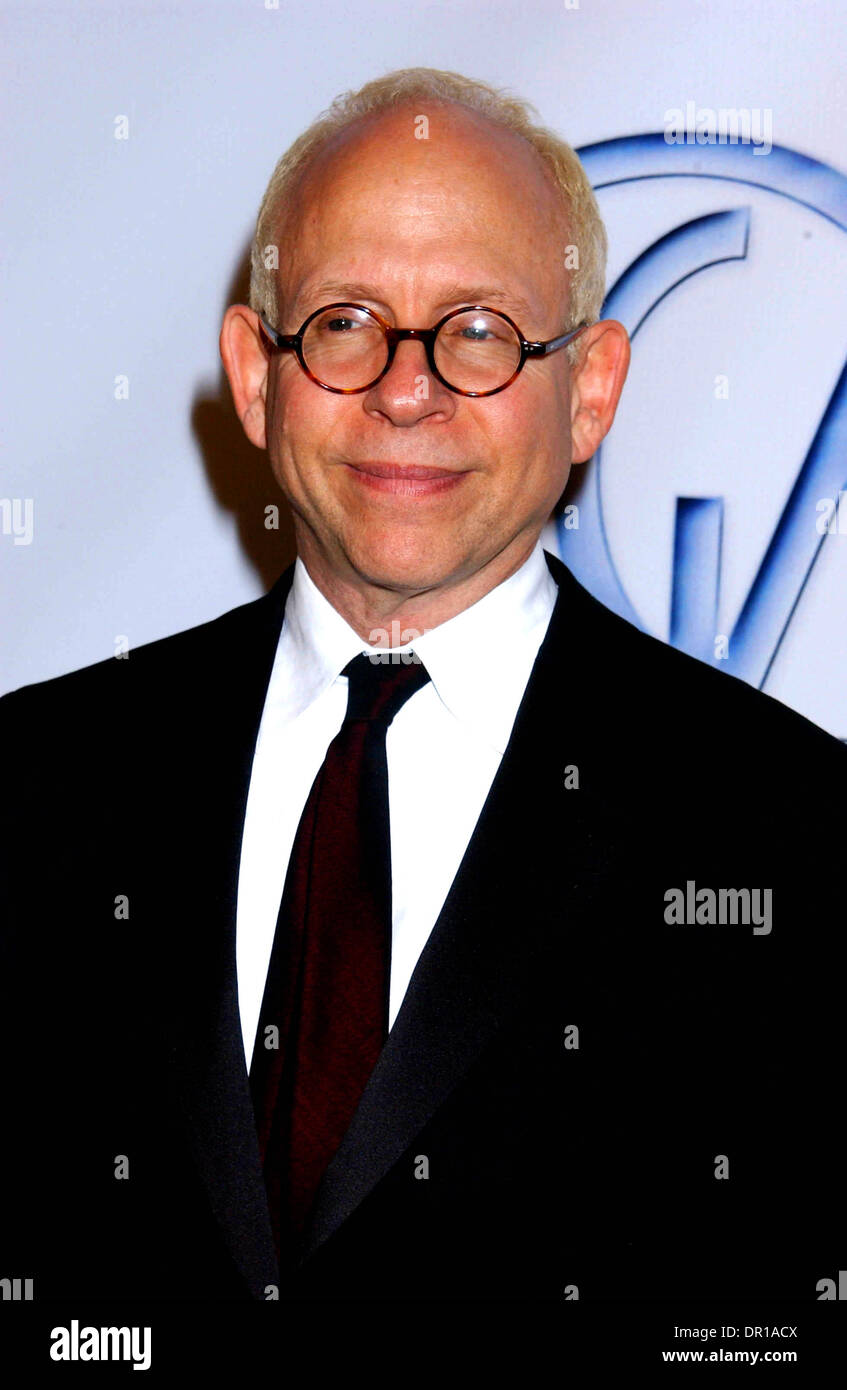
[{"left": 555, "top": 135, "right": 847, "bottom": 694}]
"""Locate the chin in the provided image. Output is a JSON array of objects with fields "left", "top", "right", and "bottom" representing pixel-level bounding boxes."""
[{"left": 346, "top": 537, "right": 462, "bottom": 594}]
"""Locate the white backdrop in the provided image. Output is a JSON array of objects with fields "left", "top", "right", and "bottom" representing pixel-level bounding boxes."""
[{"left": 3, "top": 0, "right": 846, "bottom": 736}]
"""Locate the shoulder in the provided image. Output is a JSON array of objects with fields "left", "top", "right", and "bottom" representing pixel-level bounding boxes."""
[{"left": 543, "top": 549, "right": 845, "bottom": 766}]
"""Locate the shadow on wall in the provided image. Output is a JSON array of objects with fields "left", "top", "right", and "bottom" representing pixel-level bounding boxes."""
[
  {"left": 190, "top": 242, "right": 586, "bottom": 591},
  {"left": 191, "top": 245, "right": 298, "bottom": 593}
]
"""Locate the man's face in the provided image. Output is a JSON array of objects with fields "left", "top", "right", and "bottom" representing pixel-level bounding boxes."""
[{"left": 232, "top": 103, "right": 625, "bottom": 606}]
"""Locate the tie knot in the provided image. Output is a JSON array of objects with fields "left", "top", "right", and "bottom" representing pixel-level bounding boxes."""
[{"left": 341, "top": 651, "right": 431, "bottom": 726}]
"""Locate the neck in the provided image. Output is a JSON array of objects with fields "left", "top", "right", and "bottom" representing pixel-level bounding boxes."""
[{"left": 297, "top": 536, "right": 540, "bottom": 646}]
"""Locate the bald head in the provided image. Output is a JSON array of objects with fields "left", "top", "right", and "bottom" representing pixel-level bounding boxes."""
[{"left": 274, "top": 101, "right": 571, "bottom": 333}]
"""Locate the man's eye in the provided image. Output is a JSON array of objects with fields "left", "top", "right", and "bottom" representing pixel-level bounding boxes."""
[
  {"left": 325, "top": 317, "right": 358, "bottom": 332},
  {"left": 449, "top": 320, "right": 510, "bottom": 343}
]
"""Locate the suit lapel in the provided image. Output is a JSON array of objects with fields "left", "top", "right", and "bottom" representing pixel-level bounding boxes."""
[
  {"left": 302, "top": 551, "right": 625, "bottom": 1261},
  {"left": 150, "top": 566, "right": 294, "bottom": 1299}
]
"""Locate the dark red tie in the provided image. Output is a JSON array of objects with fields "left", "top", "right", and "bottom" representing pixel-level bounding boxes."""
[{"left": 250, "top": 651, "right": 431, "bottom": 1264}]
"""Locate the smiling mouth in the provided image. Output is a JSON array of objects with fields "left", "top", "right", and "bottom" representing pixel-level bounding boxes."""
[
  {"left": 347, "top": 462, "right": 465, "bottom": 479},
  {"left": 342, "top": 461, "right": 471, "bottom": 495}
]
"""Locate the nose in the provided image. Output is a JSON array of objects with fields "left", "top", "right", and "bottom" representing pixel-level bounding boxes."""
[{"left": 362, "top": 337, "right": 456, "bottom": 426}]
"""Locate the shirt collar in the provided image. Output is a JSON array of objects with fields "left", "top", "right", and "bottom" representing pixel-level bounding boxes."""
[{"left": 272, "top": 539, "right": 559, "bottom": 755}]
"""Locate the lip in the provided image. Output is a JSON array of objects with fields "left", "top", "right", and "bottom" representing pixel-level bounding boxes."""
[{"left": 342, "top": 461, "right": 470, "bottom": 496}]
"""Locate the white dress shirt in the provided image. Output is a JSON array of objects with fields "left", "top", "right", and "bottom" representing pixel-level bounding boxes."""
[{"left": 235, "top": 539, "right": 558, "bottom": 1066}]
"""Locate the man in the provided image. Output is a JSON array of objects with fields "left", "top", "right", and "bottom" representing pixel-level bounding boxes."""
[{"left": 1, "top": 68, "right": 844, "bottom": 1305}]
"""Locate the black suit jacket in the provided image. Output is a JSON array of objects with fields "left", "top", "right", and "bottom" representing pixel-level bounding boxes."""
[{"left": 1, "top": 551, "right": 844, "bottom": 1303}]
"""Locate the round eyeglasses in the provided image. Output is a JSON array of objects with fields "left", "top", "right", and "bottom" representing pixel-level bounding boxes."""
[{"left": 258, "top": 302, "right": 588, "bottom": 398}]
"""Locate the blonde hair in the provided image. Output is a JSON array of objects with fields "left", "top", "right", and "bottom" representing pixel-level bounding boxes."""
[{"left": 249, "top": 67, "right": 607, "bottom": 353}]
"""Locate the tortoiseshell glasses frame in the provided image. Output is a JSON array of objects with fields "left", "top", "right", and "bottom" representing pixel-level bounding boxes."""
[{"left": 258, "top": 302, "right": 589, "bottom": 398}]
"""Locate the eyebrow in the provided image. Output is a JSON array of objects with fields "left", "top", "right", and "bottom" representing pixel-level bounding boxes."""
[{"left": 295, "top": 280, "right": 537, "bottom": 324}]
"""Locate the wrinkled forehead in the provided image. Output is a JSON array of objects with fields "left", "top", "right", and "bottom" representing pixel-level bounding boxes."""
[{"left": 275, "top": 103, "right": 570, "bottom": 324}]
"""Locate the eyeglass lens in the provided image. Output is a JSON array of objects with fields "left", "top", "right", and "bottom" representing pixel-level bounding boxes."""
[{"left": 300, "top": 306, "right": 523, "bottom": 392}]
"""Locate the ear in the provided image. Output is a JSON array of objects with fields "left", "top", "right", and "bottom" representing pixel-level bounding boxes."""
[
  {"left": 569, "top": 320, "right": 630, "bottom": 464},
  {"left": 219, "top": 304, "right": 270, "bottom": 450}
]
